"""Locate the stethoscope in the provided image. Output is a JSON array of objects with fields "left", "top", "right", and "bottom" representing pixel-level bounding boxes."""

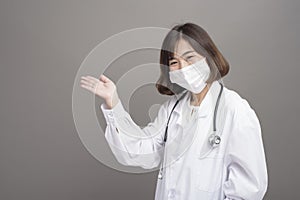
[{"left": 158, "top": 81, "right": 224, "bottom": 180}]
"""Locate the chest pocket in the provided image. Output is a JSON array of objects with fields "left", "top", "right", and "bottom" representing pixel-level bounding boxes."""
[
  {"left": 194, "top": 130, "right": 225, "bottom": 192},
  {"left": 195, "top": 156, "right": 224, "bottom": 192}
]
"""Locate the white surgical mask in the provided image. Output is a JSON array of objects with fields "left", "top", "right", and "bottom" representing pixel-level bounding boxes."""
[{"left": 169, "top": 57, "right": 210, "bottom": 93}]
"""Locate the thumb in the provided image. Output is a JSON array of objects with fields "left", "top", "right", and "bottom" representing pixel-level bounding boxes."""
[{"left": 99, "top": 74, "right": 111, "bottom": 83}]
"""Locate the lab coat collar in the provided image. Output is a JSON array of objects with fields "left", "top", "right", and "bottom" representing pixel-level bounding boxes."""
[{"left": 172, "top": 80, "right": 222, "bottom": 127}]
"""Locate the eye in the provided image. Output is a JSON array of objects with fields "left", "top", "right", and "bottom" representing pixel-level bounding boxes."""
[
  {"left": 169, "top": 60, "right": 177, "bottom": 66},
  {"left": 186, "top": 55, "right": 194, "bottom": 60}
]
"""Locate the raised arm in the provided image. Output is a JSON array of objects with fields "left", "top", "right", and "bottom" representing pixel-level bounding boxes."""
[{"left": 81, "top": 74, "right": 170, "bottom": 169}]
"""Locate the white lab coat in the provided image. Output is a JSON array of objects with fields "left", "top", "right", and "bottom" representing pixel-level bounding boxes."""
[{"left": 100, "top": 80, "right": 268, "bottom": 200}]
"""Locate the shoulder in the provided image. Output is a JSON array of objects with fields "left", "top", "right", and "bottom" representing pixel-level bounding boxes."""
[
  {"left": 222, "top": 86, "right": 261, "bottom": 129},
  {"left": 222, "top": 86, "right": 257, "bottom": 118},
  {"left": 221, "top": 86, "right": 263, "bottom": 145}
]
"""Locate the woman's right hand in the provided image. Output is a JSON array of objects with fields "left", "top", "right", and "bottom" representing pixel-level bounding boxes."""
[{"left": 80, "top": 74, "right": 120, "bottom": 109}]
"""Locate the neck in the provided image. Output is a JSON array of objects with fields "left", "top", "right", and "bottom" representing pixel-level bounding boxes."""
[{"left": 190, "top": 83, "right": 212, "bottom": 106}]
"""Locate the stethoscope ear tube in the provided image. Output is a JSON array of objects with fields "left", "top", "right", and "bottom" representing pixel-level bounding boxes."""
[
  {"left": 158, "top": 91, "right": 187, "bottom": 180},
  {"left": 209, "top": 81, "right": 224, "bottom": 148},
  {"left": 213, "top": 81, "right": 223, "bottom": 133}
]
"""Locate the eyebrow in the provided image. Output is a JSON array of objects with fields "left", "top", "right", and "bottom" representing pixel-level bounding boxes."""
[{"left": 169, "top": 50, "right": 195, "bottom": 60}]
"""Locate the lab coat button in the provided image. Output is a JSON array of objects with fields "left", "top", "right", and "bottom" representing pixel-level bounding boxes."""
[
  {"left": 108, "top": 118, "right": 114, "bottom": 123},
  {"left": 168, "top": 189, "right": 176, "bottom": 199}
]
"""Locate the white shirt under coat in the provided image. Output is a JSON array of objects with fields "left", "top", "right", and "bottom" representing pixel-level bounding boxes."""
[{"left": 100, "top": 80, "right": 268, "bottom": 200}]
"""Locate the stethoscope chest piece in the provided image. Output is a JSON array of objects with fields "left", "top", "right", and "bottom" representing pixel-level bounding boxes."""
[
  {"left": 158, "top": 171, "right": 163, "bottom": 179},
  {"left": 208, "top": 132, "right": 221, "bottom": 148}
]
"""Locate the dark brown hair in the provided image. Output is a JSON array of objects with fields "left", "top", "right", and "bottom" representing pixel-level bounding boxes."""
[{"left": 155, "top": 22, "right": 230, "bottom": 95}]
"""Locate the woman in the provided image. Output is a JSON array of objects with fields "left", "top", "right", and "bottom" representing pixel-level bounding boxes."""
[{"left": 80, "top": 22, "right": 268, "bottom": 200}]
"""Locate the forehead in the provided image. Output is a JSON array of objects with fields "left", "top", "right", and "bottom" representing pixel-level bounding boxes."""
[{"left": 172, "top": 39, "right": 195, "bottom": 58}]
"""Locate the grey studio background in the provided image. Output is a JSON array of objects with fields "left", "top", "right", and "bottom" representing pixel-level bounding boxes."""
[{"left": 0, "top": 0, "right": 299, "bottom": 199}]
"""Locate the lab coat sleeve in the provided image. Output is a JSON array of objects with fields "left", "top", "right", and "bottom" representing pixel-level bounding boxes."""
[
  {"left": 100, "top": 99, "right": 170, "bottom": 169},
  {"left": 223, "top": 99, "right": 268, "bottom": 200}
]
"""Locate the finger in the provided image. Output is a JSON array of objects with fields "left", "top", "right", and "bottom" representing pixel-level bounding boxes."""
[
  {"left": 86, "top": 76, "right": 100, "bottom": 83},
  {"left": 80, "top": 79, "right": 94, "bottom": 88},
  {"left": 80, "top": 84, "right": 94, "bottom": 93},
  {"left": 99, "top": 74, "right": 110, "bottom": 83},
  {"left": 81, "top": 76, "right": 99, "bottom": 85}
]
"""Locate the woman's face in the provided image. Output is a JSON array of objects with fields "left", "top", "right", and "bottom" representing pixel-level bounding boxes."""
[{"left": 168, "top": 39, "right": 205, "bottom": 71}]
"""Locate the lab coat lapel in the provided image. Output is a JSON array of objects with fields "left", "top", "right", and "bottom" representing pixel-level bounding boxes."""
[{"left": 166, "top": 81, "right": 222, "bottom": 163}]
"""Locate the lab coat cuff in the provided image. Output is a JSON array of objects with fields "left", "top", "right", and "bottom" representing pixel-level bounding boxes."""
[{"left": 100, "top": 100, "right": 126, "bottom": 124}]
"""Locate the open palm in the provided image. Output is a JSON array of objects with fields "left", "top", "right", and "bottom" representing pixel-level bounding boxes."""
[{"left": 80, "top": 74, "right": 119, "bottom": 108}]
